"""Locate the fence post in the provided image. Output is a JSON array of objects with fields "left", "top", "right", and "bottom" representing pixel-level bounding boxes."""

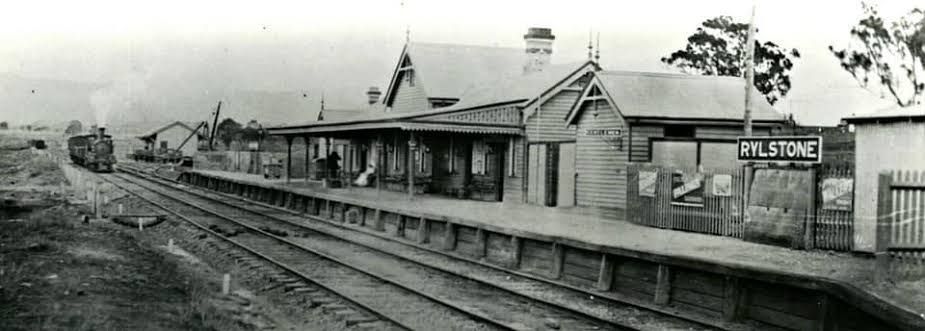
[
  {"left": 805, "top": 166, "right": 818, "bottom": 250},
  {"left": 875, "top": 173, "right": 893, "bottom": 283}
]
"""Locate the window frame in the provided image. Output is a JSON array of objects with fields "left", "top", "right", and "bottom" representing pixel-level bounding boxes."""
[{"left": 647, "top": 137, "right": 737, "bottom": 168}]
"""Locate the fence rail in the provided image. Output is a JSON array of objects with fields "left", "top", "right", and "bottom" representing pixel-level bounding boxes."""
[{"left": 626, "top": 164, "right": 745, "bottom": 238}]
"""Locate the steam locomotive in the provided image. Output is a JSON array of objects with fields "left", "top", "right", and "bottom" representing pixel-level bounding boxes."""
[{"left": 67, "top": 128, "right": 116, "bottom": 172}]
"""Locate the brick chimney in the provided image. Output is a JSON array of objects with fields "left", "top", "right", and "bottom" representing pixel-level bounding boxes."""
[{"left": 523, "top": 27, "right": 555, "bottom": 73}]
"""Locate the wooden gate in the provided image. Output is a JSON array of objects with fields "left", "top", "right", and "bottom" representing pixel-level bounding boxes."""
[
  {"left": 876, "top": 170, "right": 925, "bottom": 279},
  {"left": 626, "top": 164, "right": 745, "bottom": 237},
  {"left": 813, "top": 165, "right": 855, "bottom": 251}
]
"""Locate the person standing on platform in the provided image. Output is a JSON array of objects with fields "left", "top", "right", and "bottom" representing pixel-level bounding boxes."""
[{"left": 327, "top": 151, "right": 341, "bottom": 179}]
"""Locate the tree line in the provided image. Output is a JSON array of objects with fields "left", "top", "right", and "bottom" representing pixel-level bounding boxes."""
[{"left": 663, "top": 2, "right": 923, "bottom": 109}]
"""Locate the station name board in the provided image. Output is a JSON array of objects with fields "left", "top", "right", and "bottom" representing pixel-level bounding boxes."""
[
  {"left": 585, "top": 129, "right": 622, "bottom": 136},
  {"left": 737, "top": 136, "right": 822, "bottom": 163}
]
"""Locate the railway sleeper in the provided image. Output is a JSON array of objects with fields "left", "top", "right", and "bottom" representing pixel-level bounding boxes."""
[
  {"left": 322, "top": 304, "right": 350, "bottom": 313},
  {"left": 283, "top": 282, "right": 307, "bottom": 292},
  {"left": 345, "top": 315, "right": 379, "bottom": 327},
  {"left": 289, "top": 287, "right": 319, "bottom": 294}
]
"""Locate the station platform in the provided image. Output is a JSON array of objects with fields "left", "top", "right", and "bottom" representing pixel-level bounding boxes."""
[{"left": 185, "top": 169, "right": 924, "bottom": 322}]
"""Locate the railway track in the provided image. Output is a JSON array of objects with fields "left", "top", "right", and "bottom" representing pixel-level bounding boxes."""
[{"left": 108, "top": 167, "right": 718, "bottom": 330}]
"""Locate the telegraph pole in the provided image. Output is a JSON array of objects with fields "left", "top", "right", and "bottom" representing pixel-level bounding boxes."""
[
  {"left": 743, "top": 2, "right": 757, "bottom": 136},
  {"left": 743, "top": 1, "right": 757, "bottom": 220}
]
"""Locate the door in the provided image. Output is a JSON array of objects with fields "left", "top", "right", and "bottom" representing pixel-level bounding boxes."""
[
  {"left": 527, "top": 144, "right": 547, "bottom": 204},
  {"left": 492, "top": 143, "right": 505, "bottom": 202},
  {"left": 557, "top": 142, "right": 576, "bottom": 207}
]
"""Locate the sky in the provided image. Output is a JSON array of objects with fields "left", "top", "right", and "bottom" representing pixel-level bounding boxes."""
[{"left": 0, "top": 0, "right": 921, "bottom": 127}]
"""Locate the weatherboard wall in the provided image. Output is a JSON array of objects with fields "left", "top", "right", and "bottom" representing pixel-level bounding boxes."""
[
  {"left": 574, "top": 100, "right": 629, "bottom": 211},
  {"left": 390, "top": 70, "right": 430, "bottom": 113},
  {"left": 524, "top": 90, "right": 580, "bottom": 143}
]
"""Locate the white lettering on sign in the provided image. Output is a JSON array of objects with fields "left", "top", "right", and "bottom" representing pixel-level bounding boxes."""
[
  {"left": 672, "top": 177, "right": 702, "bottom": 199},
  {"left": 585, "top": 129, "right": 622, "bottom": 136},
  {"left": 736, "top": 137, "right": 822, "bottom": 163}
]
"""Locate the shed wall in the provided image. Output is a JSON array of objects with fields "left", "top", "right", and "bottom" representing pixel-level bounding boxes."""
[{"left": 853, "top": 121, "right": 925, "bottom": 252}]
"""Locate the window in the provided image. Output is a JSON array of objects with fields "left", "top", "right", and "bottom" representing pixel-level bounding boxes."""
[
  {"left": 699, "top": 142, "right": 737, "bottom": 170},
  {"left": 418, "top": 139, "right": 427, "bottom": 173},
  {"left": 313, "top": 143, "right": 319, "bottom": 159},
  {"left": 664, "top": 125, "right": 695, "bottom": 138},
  {"left": 406, "top": 70, "right": 415, "bottom": 87},
  {"left": 649, "top": 139, "right": 738, "bottom": 171},
  {"left": 160, "top": 141, "right": 168, "bottom": 149},
  {"left": 651, "top": 141, "right": 698, "bottom": 169},
  {"left": 471, "top": 140, "right": 487, "bottom": 175}
]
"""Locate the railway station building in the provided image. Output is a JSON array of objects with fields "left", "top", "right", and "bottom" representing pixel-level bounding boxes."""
[
  {"left": 267, "top": 27, "right": 787, "bottom": 217},
  {"left": 137, "top": 121, "right": 204, "bottom": 158}
]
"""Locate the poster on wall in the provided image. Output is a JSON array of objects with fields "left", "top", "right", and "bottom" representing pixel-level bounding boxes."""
[
  {"left": 821, "top": 178, "right": 854, "bottom": 211},
  {"left": 671, "top": 172, "right": 704, "bottom": 205},
  {"left": 638, "top": 171, "right": 657, "bottom": 197},
  {"left": 712, "top": 174, "right": 732, "bottom": 197}
]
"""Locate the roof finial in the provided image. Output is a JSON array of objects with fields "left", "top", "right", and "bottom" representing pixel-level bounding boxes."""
[
  {"left": 587, "top": 29, "right": 593, "bottom": 61},
  {"left": 594, "top": 32, "right": 600, "bottom": 63},
  {"left": 402, "top": 0, "right": 410, "bottom": 44},
  {"left": 320, "top": 91, "right": 325, "bottom": 111}
]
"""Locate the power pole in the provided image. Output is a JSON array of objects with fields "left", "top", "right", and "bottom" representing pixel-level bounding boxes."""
[
  {"left": 743, "top": 1, "right": 758, "bottom": 224},
  {"left": 743, "top": 2, "right": 757, "bottom": 136}
]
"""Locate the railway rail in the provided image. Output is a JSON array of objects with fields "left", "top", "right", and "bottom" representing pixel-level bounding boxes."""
[{"left": 107, "top": 165, "right": 718, "bottom": 330}]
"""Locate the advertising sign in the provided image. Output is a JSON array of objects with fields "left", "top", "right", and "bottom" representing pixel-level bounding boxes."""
[
  {"left": 712, "top": 174, "right": 732, "bottom": 197},
  {"left": 821, "top": 178, "right": 854, "bottom": 211},
  {"left": 671, "top": 172, "right": 704, "bottom": 205},
  {"left": 638, "top": 171, "right": 657, "bottom": 197},
  {"left": 737, "top": 136, "right": 822, "bottom": 163}
]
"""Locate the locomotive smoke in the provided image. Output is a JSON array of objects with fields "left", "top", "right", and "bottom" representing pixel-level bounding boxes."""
[{"left": 89, "top": 70, "right": 149, "bottom": 129}]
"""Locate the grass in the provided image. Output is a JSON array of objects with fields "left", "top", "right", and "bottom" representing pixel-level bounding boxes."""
[{"left": 0, "top": 203, "right": 251, "bottom": 331}]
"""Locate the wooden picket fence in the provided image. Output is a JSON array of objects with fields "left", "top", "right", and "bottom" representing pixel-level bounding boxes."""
[
  {"left": 813, "top": 165, "right": 855, "bottom": 251},
  {"left": 876, "top": 170, "right": 925, "bottom": 279},
  {"left": 626, "top": 164, "right": 745, "bottom": 238}
]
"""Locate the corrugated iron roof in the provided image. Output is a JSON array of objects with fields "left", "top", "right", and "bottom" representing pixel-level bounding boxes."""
[
  {"left": 400, "top": 42, "right": 526, "bottom": 101},
  {"left": 137, "top": 121, "right": 200, "bottom": 140},
  {"left": 595, "top": 71, "right": 784, "bottom": 121},
  {"left": 317, "top": 108, "right": 372, "bottom": 122},
  {"left": 443, "top": 61, "right": 594, "bottom": 111},
  {"left": 844, "top": 103, "right": 925, "bottom": 122}
]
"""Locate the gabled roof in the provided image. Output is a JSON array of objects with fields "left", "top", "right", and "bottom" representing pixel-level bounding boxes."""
[
  {"left": 138, "top": 121, "right": 200, "bottom": 140},
  {"left": 383, "top": 42, "right": 526, "bottom": 105},
  {"left": 444, "top": 61, "right": 597, "bottom": 112},
  {"left": 566, "top": 71, "right": 785, "bottom": 124},
  {"left": 843, "top": 104, "right": 925, "bottom": 123}
]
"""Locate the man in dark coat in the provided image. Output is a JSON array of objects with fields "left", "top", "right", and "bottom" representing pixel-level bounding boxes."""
[{"left": 327, "top": 151, "right": 341, "bottom": 178}]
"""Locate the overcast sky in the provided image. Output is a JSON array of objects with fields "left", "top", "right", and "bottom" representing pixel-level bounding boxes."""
[{"left": 0, "top": 0, "right": 920, "bottom": 126}]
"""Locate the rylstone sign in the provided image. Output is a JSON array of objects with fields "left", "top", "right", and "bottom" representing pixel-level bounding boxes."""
[{"left": 737, "top": 136, "right": 822, "bottom": 163}]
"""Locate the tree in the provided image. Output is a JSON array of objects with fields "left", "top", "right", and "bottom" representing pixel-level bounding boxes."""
[
  {"left": 661, "top": 16, "right": 801, "bottom": 105},
  {"left": 64, "top": 120, "right": 82, "bottom": 135},
  {"left": 829, "top": 3, "right": 924, "bottom": 107},
  {"left": 0, "top": 122, "right": 7, "bottom": 130},
  {"left": 215, "top": 118, "right": 242, "bottom": 149},
  {"left": 239, "top": 120, "right": 266, "bottom": 143}
]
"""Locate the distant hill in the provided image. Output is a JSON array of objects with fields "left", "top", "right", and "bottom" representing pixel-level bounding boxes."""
[
  {"left": 0, "top": 72, "right": 346, "bottom": 130},
  {"left": 0, "top": 73, "right": 103, "bottom": 127}
]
